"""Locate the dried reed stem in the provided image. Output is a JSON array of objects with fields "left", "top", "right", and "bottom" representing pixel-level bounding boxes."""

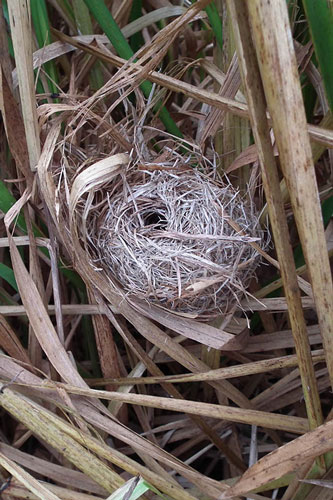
[
  {"left": 8, "top": 0, "right": 40, "bottom": 170},
  {"left": 226, "top": 0, "right": 324, "bottom": 432},
  {"left": 247, "top": 0, "right": 333, "bottom": 390}
]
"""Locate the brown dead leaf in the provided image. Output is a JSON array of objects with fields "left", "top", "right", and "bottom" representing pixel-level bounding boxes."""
[
  {"left": 0, "top": 315, "right": 31, "bottom": 365},
  {"left": 0, "top": 68, "right": 34, "bottom": 185},
  {"left": 226, "top": 144, "right": 258, "bottom": 173}
]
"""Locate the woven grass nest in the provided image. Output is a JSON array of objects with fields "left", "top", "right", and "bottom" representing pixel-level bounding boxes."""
[
  {"left": 96, "top": 169, "right": 262, "bottom": 318},
  {"left": 48, "top": 85, "right": 266, "bottom": 321},
  {"left": 69, "top": 138, "right": 266, "bottom": 320}
]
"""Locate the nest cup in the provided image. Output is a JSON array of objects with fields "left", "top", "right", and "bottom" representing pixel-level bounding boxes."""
[{"left": 92, "top": 164, "right": 265, "bottom": 319}]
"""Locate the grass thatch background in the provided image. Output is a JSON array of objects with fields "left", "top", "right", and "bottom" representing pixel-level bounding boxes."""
[{"left": 0, "top": 1, "right": 332, "bottom": 499}]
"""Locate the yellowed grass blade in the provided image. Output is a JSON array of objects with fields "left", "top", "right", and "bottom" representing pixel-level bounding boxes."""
[
  {"left": 0, "top": 452, "right": 61, "bottom": 500},
  {"left": 3, "top": 479, "right": 104, "bottom": 500},
  {"left": 0, "top": 442, "right": 107, "bottom": 495},
  {"left": 226, "top": 0, "right": 324, "bottom": 434},
  {"left": 0, "top": 388, "right": 125, "bottom": 493}
]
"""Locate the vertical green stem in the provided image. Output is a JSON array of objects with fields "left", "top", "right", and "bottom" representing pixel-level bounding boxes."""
[{"left": 30, "top": 0, "right": 59, "bottom": 94}]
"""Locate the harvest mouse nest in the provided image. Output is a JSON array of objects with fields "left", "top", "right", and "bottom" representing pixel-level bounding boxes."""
[{"left": 86, "top": 162, "right": 265, "bottom": 319}]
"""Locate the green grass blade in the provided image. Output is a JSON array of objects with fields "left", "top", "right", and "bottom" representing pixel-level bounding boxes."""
[
  {"left": 30, "top": 0, "right": 59, "bottom": 94},
  {"left": 72, "top": 0, "right": 93, "bottom": 38},
  {"left": 72, "top": 0, "right": 103, "bottom": 90},
  {"left": 82, "top": 0, "right": 183, "bottom": 138},
  {"left": 106, "top": 477, "right": 166, "bottom": 500},
  {"left": 204, "top": 2, "right": 223, "bottom": 48},
  {"left": 0, "top": 263, "right": 18, "bottom": 292},
  {"left": 56, "top": 0, "right": 75, "bottom": 22},
  {"left": 1, "top": 1, "right": 14, "bottom": 57},
  {"left": 0, "top": 180, "right": 85, "bottom": 294},
  {"left": 82, "top": 1, "right": 133, "bottom": 59},
  {"left": 129, "top": 0, "right": 144, "bottom": 53},
  {"left": 0, "top": 180, "right": 27, "bottom": 232},
  {"left": 191, "top": 0, "right": 223, "bottom": 49},
  {"left": 302, "top": 0, "right": 333, "bottom": 111}
]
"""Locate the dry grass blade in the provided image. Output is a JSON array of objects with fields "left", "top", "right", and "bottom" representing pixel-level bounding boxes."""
[
  {"left": 0, "top": 68, "right": 34, "bottom": 186},
  {"left": 93, "top": 310, "right": 247, "bottom": 473},
  {"left": 4, "top": 231, "right": 88, "bottom": 388},
  {"left": 0, "top": 315, "right": 32, "bottom": 365},
  {"left": 0, "top": 443, "right": 107, "bottom": 495},
  {"left": 0, "top": 357, "right": 225, "bottom": 499},
  {"left": 219, "top": 419, "right": 333, "bottom": 499},
  {"left": 7, "top": 0, "right": 40, "bottom": 170},
  {"left": 0, "top": 304, "right": 102, "bottom": 316},
  {"left": 0, "top": 452, "right": 61, "bottom": 500},
  {"left": 17, "top": 380, "right": 309, "bottom": 434},
  {"left": 69, "top": 153, "right": 129, "bottom": 221},
  {"left": 2, "top": 479, "right": 104, "bottom": 500},
  {"left": 87, "top": 288, "right": 122, "bottom": 393},
  {"left": 241, "top": 297, "right": 315, "bottom": 311},
  {"left": 300, "top": 478, "right": 333, "bottom": 490},
  {"left": 51, "top": 29, "right": 333, "bottom": 149}
]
